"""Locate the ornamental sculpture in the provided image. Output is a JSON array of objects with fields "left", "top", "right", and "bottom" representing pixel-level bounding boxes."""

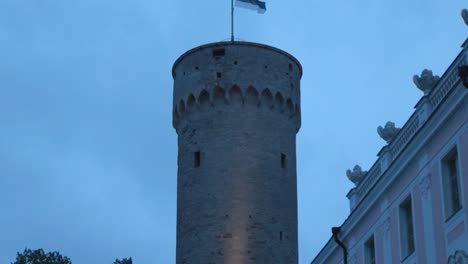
[
  {"left": 413, "top": 69, "right": 440, "bottom": 95},
  {"left": 346, "top": 165, "right": 368, "bottom": 186},
  {"left": 462, "top": 9, "right": 468, "bottom": 26},
  {"left": 447, "top": 250, "right": 468, "bottom": 264},
  {"left": 377, "top": 121, "right": 401, "bottom": 144}
]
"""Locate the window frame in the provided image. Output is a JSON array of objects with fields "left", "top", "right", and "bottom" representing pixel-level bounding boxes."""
[
  {"left": 441, "top": 146, "right": 463, "bottom": 221},
  {"left": 399, "top": 195, "right": 415, "bottom": 261},
  {"left": 364, "top": 234, "right": 376, "bottom": 264}
]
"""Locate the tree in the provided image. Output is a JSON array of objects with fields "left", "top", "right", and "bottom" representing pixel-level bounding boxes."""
[
  {"left": 113, "top": 257, "right": 132, "bottom": 264},
  {"left": 12, "top": 248, "right": 72, "bottom": 264}
]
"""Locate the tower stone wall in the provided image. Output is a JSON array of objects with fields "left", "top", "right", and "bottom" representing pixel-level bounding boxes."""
[{"left": 172, "top": 41, "right": 302, "bottom": 264}]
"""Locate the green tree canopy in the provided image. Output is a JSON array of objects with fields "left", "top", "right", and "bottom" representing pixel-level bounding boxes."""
[
  {"left": 12, "top": 248, "right": 72, "bottom": 264},
  {"left": 113, "top": 257, "right": 132, "bottom": 264}
]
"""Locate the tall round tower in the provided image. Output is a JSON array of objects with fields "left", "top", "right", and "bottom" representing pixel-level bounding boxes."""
[{"left": 172, "top": 41, "right": 302, "bottom": 264}]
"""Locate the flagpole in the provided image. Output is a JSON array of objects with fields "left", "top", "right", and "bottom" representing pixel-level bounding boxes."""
[{"left": 231, "top": 0, "right": 234, "bottom": 41}]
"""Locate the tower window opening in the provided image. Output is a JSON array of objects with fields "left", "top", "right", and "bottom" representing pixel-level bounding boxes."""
[
  {"left": 194, "top": 151, "right": 201, "bottom": 168},
  {"left": 289, "top": 63, "right": 293, "bottom": 72},
  {"left": 280, "top": 231, "right": 283, "bottom": 241},
  {"left": 195, "top": 66, "right": 199, "bottom": 70},
  {"left": 281, "top": 153, "right": 286, "bottom": 169},
  {"left": 217, "top": 72, "right": 222, "bottom": 78},
  {"left": 234, "top": 61, "right": 238, "bottom": 65},
  {"left": 212, "top": 48, "right": 225, "bottom": 57}
]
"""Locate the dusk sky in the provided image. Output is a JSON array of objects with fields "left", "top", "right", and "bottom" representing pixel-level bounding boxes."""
[{"left": 0, "top": 0, "right": 466, "bottom": 263}]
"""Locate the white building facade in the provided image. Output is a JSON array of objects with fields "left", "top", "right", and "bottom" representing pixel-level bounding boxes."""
[{"left": 311, "top": 16, "right": 468, "bottom": 264}]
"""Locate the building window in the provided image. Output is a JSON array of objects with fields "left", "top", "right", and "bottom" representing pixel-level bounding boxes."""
[
  {"left": 194, "top": 151, "right": 200, "bottom": 168},
  {"left": 364, "top": 235, "right": 376, "bottom": 264},
  {"left": 399, "top": 196, "right": 415, "bottom": 259},
  {"left": 442, "top": 147, "right": 462, "bottom": 220},
  {"left": 281, "top": 153, "right": 286, "bottom": 169}
]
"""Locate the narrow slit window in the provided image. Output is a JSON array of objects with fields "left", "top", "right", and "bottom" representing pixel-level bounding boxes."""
[
  {"left": 281, "top": 153, "right": 286, "bottom": 169},
  {"left": 279, "top": 231, "right": 283, "bottom": 241},
  {"left": 194, "top": 151, "right": 200, "bottom": 168},
  {"left": 217, "top": 72, "right": 222, "bottom": 78},
  {"left": 212, "top": 48, "right": 225, "bottom": 57}
]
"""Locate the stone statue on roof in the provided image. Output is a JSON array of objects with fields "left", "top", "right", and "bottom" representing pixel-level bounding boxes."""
[
  {"left": 462, "top": 9, "right": 468, "bottom": 25},
  {"left": 447, "top": 249, "right": 468, "bottom": 264},
  {"left": 377, "top": 121, "right": 401, "bottom": 144},
  {"left": 346, "top": 165, "right": 367, "bottom": 186},
  {"left": 413, "top": 69, "right": 440, "bottom": 95}
]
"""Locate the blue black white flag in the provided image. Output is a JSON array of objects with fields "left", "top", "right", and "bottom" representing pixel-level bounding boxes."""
[{"left": 235, "top": 0, "right": 266, "bottom": 14}]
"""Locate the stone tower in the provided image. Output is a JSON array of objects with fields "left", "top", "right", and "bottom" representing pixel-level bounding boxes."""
[{"left": 172, "top": 41, "right": 302, "bottom": 264}]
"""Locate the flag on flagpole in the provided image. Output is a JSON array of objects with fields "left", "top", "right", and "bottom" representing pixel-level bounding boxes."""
[{"left": 235, "top": 0, "right": 267, "bottom": 14}]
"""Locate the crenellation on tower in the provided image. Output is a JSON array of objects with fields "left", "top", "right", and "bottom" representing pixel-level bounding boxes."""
[
  {"left": 172, "top": 42, "right": 302, "bottom": 130},
  {"left": 173, "top": 84, "right": 301, "bottom": 131}
]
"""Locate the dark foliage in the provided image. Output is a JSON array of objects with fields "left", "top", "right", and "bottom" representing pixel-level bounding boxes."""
[
  {"left": 12, "top": 248, "right": 72, "bottom": 264},
  {"left": 113, "top": 258, "right": 132, "bottom": 264}
]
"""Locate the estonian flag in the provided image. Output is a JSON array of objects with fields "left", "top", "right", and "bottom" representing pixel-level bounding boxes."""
[{"left": 235, "top": 0, "right": 266, "bottom": 14}]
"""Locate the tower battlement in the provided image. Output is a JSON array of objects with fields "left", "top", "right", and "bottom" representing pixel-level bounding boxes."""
[
  {"left": 172, "top": 84, "right": 301, "bottom": 131},
  {"left": 172, "top": 42, "right": 302, "bottom": 131}
]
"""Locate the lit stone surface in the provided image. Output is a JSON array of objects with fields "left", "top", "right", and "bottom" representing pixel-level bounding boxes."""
[{"left": 172, "top": 42, "right": 302, "bottom": 264}]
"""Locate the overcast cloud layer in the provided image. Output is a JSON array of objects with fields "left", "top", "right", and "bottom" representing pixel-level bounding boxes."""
[{"left": 0, "top": 0, "right": 466, "bottom": 263}]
